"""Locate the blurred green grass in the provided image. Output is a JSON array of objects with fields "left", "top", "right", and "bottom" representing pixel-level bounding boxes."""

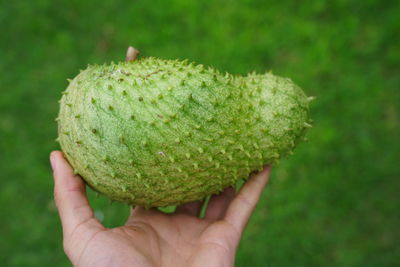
[{"left": 0, "top": 0, "right": 399, "bottom": 266}]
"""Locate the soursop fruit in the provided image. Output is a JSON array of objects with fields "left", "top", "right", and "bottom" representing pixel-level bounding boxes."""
[{"left": 57, "top": 57, "right": 312, "bottom": 207}]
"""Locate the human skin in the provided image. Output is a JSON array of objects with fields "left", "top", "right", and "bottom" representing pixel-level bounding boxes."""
[{"left": 50, "top": 151, "right": 271, "bottom": 267}]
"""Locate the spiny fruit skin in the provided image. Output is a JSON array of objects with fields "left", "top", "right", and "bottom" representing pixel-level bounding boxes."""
[{"left": 57, "top": 58, "right": 311, "bottom": 207}]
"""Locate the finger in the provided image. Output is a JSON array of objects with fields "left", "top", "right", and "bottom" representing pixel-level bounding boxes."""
[
  {"left": 51, "top": 151, "right": 103, "bottom": 237},
  {"left": 126, "top": 206, "right": 156, "bottom": 221},
  {"left": 205, "top": 187, "right": 235, "bottom": 220},
  {"left": 126, "top": 206, "right": 143, "bottom": 225},
  {"left": 224, "top": 166, "right": 271, "bottom": 233},
  {"left": 126, "top": 46, "right": 139, "bottom": 61},
  {"left": 175, "top": 200, "right": 203, "bottom": 217}
]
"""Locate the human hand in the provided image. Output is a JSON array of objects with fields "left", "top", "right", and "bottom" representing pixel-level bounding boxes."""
[{"left": 50, "top": 151, "right": 271, "bottom": 267}]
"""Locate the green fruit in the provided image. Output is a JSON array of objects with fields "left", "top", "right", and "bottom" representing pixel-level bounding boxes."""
[{"left": 57, "top": 57, "right": 311, "bottom": 207}]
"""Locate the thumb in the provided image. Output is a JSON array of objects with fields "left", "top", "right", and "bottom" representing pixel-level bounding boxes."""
[{"left": 51, "top": 151, "right": 104, "bottom": 254}]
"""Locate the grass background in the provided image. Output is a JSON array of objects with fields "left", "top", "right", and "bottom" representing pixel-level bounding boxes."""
[{"left": 1, "top": 0, "right": 399, "bottom": 266}]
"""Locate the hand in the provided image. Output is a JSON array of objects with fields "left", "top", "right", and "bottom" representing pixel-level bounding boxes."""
[{"left": 50, "top": 151, "right": 271, "bottom": 267}]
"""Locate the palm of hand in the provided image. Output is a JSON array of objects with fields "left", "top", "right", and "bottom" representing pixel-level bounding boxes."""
[
  {"left": 78, "top": 209, "right": 237, "bottom": 267},
  {"left": 51, "top": 151, "right": 270, "bottom": 267}
]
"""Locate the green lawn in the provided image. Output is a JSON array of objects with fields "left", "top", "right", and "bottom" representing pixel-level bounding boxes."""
[{"left": 1, "top": 0, "right": 399, "bottom": 266}]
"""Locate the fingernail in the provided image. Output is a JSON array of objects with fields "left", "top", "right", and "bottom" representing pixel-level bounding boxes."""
[{"left": 50, "top": 152, "right": 57, "bottom": 170}]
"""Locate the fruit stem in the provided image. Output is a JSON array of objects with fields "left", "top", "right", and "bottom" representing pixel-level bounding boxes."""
[{"left": 126, "top": 46, "right": 140, "bottom": 61}]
